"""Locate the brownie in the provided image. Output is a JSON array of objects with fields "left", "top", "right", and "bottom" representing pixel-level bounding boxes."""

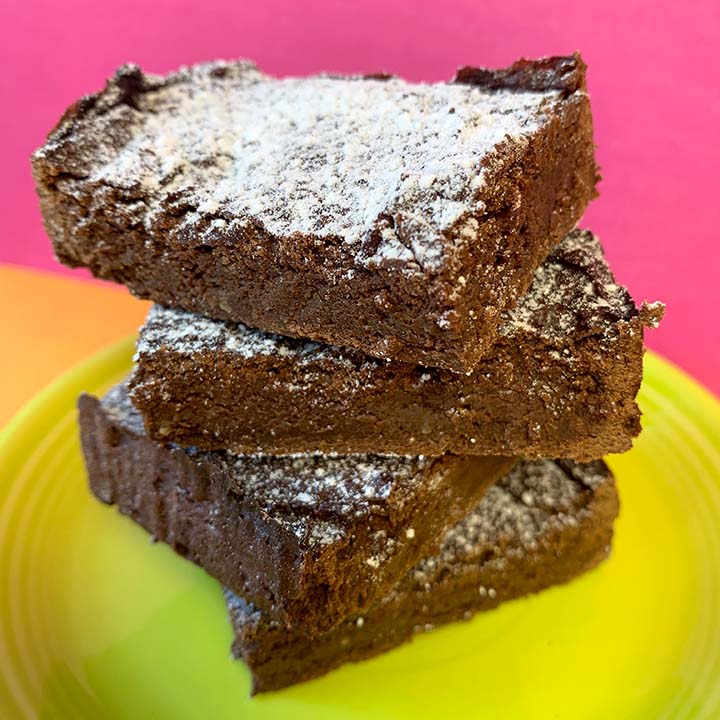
[
  {"left": 227, "top": 458, "right": 619, "bottom": 694},
  {"left": 129, "top": 230, "right": 664, "bottom": 461},
  {"left": 33, "top": 54, "right": 598, "bottom": 372},
  {"left": 79, "top": 383, "right": 515, "bottom": 634}
]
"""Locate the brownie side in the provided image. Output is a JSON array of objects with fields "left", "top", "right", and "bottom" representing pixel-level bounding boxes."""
[
  {"left": 129, "top": 230, "right": 664, "bottom": 461},
  {"left": 227, "top": 459, "right": 619, "bottom": 694},
  {"left": 33, "top": 55, "right": 596, "bottom": 372},
  {"left": 445, "top": 57, "right": 598, "bottom": 371},
  {"left": 79, "top": 385, "right": 515, "bottom": 634}
]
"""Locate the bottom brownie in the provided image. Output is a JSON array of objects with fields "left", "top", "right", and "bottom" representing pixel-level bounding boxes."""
[{"left": 226, "top": 458, "right": 618, "bottom": 694}]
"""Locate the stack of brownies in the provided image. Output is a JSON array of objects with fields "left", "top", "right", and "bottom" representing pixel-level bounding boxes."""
[{"left": 32, "top": 54, "right": 662, "bottom": 693}]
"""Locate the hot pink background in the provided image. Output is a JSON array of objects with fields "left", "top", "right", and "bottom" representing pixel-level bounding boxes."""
[{"left": 2, "top": 0, "right": 718, "bottom": 393}]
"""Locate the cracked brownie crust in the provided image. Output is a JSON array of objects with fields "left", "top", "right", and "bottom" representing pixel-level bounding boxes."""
[
  {"left": 33, "top": 54, "right": 597, "bottom": 372},
  {"left": 227, "top": 458, "right": 619, "bottom": 693},
  {"left": 79, "top": 383, "right": 515, "bottom": 634},
  {"left": 129, "top": 230, "right": 664, "bottom": 460}
]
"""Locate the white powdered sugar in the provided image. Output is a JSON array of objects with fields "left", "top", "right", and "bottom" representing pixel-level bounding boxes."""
[
  {"left": 410, "top": 458, "right": 607, "bottom": 586},
  {"left": 136, "top": 305, "right": 322, "bottom": 361},
  {"left": 229, "top": 452, "right": 432, "bottom": 521},
  {"left": 102, "top": 383, "right": 148, "bottom": 435},
  {"left": 55, "top": 61, "right": 561, "bottom": 271},
  {"left": 499, "top": 229, "right": 636, "bottom": 340}
]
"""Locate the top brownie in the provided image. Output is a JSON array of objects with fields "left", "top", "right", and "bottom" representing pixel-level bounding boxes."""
[{"left": 32, "top": 55, "right": 598, "bottom": 372}]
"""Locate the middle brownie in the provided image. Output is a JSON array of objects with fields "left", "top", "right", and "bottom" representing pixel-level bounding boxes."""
[
  {"left": 129, "top": 229, "right": 662, "bottom": 460},
  {"left": 79, "top": 382, "right": 515, "bottom": 635}
]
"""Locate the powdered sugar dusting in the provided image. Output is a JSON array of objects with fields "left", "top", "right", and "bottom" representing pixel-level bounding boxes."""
[
  {"left": 408, "top": 458, "right": 609, "bottom": 587},
  {"left": 136, "top": 305, "right": 322, "bottom": 360},
  {"left": 230, "top": 452, "right": 433, "bottom": 521},
  {"left": 102, "top": 382, "right": 147, "bottom": 435},
  {"left": 46, "top": 60, "right": 561, "bottom": 272},
  {"left": 499, "top": 229, "right": 637, "bottom": 340}
]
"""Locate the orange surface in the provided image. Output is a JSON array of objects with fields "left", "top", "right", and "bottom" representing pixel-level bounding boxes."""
[{"left": 0, "top": 264, "right": 149, "bottom": 426}]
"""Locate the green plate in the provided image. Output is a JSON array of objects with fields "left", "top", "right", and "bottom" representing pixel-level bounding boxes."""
[{"left": 1, "top": 339, "right": 719, "bottom": 719}]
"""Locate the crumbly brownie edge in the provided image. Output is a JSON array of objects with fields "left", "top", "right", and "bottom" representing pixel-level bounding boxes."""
[
  {"left": 79, "top": 389, "right": 515, "bottom": 633},
  {"left": 227, "top": 459, "right": 619, "bottom": 694},
  {"left": 437, "top": 64, "right": 598, "bottom": 370},
  {"left": 453, "top": 53, "right": 587, "bottom": 94},
  {"left": 33, "top": 55, "right": 596, "bottom": 372}
]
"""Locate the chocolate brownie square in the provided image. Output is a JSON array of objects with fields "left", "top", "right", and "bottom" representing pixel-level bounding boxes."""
[{"left": 34, "top": 54, "right": 597, "bottom": 372}]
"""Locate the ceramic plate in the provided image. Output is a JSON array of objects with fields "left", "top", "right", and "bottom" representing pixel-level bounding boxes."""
[{"left": 1, "top": 340, "right": 719, "bottom": 719}]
